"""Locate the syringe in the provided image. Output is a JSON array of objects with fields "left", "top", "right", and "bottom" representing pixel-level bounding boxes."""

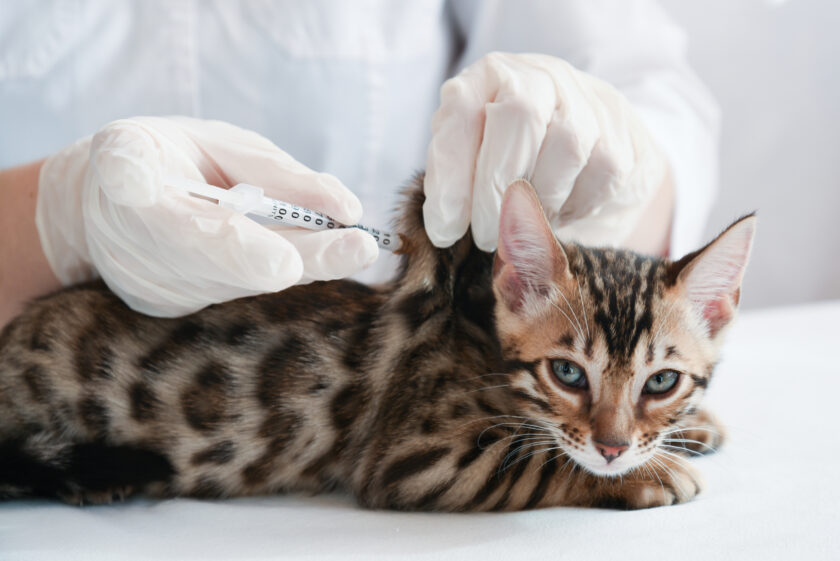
[{"left": 165, "top": 175, "right": 401, "bottom": 252}]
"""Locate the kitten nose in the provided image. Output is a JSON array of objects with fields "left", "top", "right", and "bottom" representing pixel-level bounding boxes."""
[{"left": 594, "top": 440, "right": 629, "bottom": 464}]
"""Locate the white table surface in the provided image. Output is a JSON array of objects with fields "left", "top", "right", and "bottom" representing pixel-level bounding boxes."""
[{"left": 2, "top": 302, "right": 838, "bottom": 561}]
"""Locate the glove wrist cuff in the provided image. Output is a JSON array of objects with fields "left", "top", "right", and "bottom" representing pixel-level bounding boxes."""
[{"left": 37, "top": 139, "right": 98, "bottom": 285}]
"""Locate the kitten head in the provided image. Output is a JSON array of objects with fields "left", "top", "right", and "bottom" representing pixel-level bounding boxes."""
[{"left": 493, "top": 180, "right": 755, "bottom": 476}]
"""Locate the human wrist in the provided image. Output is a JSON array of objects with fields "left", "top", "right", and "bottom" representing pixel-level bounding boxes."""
[{"left": 0, "top": 159, "right": 61, "bottom": 328}]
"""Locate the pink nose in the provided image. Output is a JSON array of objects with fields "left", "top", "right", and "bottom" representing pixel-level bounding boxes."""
[{"left": 594, "top": 441, "right": 629, "bottom": 464}]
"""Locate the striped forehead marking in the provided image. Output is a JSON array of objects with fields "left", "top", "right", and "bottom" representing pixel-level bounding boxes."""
[{"left": 569, "top": 246, "right": 666, "bottom": 362}]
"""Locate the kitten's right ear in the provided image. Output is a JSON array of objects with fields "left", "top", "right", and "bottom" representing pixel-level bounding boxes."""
[
  {"left": 493, "top": 179, "right": 569, "bottom": 312},
  {"left": 669, "top": 214, "right": 757, "bottom": 338}
]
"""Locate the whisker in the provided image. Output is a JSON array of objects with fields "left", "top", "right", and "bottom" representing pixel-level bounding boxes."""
[
  {"left": 496, "top": 434, "right": 557, "bottom": 448},
  {"left": 461, "top": 373, "right": 511, "bottom": 382},
  {"left": 504, "top": 445, "right": 564, "bottom": 472},
  {"left": 659, "top": 444, "right": 705, "bottom": 457},
  {"left": 550, "top": 301, "right": 584, "bottom": 342},
  {"left": 464, "top": 384, "right": 511, "bottom": 393},
  {"left": 478, "top": 422, "right": 554, "bottom": 434},
  {"left": 476, "top": 416, "right": 557, "bottom": 449},
  {"left": 458, "top": 414, "right": 552, "bottom": 433},
  {"left": 654, "top": 448, "right": 695, "bottom": 466},
  {"left": 660, "top": 426, "right": 721, "bottom": 437},
  {"left": 662, "top": 437, "right": 716, "bottom": 452},
  {"left": 504, "top": 441, "right": 560, "bottom": 465},
  {"left": 650, "top": 454, "right": 688, "bottom": 498},
  {"left": 554, "top": 287, "right": 585, "bottom": 342},
  {"left": 477, "top": 427, "right": 549, "bottom": 447},
  {"left": 646, "top": 457, "right": 667, "bottom": 498},
  {"left": 575, "top": 276, "right": 591, "bottom": 340},
  {"left": 641, "top": 463, "right": 655, "bottom": 486},
  {"left": 543, "top": 453, "right": 573, "bottom": 472},
  {"left": 498, "top": 439, "right": 556, "bottom": 471},
  {"left": 500, "top": 440, "right": 552, "bottom": 461},
  {"left": 649, "top": 455, "right": 685, "bottom": 498}
]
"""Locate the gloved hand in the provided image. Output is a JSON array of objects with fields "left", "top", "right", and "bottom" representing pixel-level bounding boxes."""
[
  {"left": 424, "top": 52, "right": 669, "bottom": 251},
  {"left": 36, "top": 117, "right": 378, "bottom": 317}
]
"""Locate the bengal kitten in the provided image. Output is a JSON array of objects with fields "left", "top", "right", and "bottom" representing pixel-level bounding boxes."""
[{"left": 0, "top": 176, "right": 755, "bottom": 510}]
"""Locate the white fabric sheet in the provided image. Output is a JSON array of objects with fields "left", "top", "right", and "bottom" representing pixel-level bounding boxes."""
[{"left": 1, "top": 302, "right": 838, "bottom": 560}]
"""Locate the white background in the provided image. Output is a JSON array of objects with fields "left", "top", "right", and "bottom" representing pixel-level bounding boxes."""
[{"left": 661, "top": 0, "right": 840, "bottom": 309}]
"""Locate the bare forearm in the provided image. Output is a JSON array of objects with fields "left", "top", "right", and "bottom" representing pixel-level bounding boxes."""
[{"left": 0, "top": 160, "right": 60, "bottom": 329}]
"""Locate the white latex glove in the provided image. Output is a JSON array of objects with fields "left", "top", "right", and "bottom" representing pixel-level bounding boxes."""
[
  {"left": 424, "top": 52, "right": 669, "bottom": 251},
  {"left": 36, "top": 117, "right": 378, "bottom": 317}
]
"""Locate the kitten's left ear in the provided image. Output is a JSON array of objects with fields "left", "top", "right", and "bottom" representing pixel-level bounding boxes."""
[{"left": 669, "top": 214, "right": 757, "bottom": 338}]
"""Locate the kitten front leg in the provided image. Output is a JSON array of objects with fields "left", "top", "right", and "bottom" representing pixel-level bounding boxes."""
[{"left": 357, "top": 426, "right": 703, "bottom": 511}]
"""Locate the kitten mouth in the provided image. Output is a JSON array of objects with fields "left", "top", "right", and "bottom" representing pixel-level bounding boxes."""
[
  {"left": 566, "top": 448, "right": 640, "bottom": 477},
  {"left": 583, "top": 460, "right": 636, "bottom": 477}
]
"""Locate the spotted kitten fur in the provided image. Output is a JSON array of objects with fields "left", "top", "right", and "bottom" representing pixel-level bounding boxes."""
[{"left": 0, "top": 176, "right": 755, "bottom": 510}]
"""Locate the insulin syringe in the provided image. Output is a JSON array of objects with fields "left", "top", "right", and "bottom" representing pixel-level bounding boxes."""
[{"left": 165, "top": 175, "right": 400, "bottom": 252}]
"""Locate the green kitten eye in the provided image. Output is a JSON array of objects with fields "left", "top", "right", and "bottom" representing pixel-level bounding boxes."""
[
  {"left": 644, "top": 370, "right": 680, "bottom": 394},
  {"left": 551, "top": 360, "right": 587, "bottom": 389}
]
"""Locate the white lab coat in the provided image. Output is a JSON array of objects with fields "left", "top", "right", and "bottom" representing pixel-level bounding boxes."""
[{"left": 0, "top": 0, "right": 719, "bottom": 281}]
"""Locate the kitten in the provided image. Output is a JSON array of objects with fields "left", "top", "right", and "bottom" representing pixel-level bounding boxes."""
[{"left": 0, "top": 175, "right": 755, "bottom": 510}]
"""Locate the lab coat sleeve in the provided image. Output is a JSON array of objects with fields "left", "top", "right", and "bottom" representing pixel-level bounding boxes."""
[{"left": 447, "top": 0, "right": 721, "bottom": 257}]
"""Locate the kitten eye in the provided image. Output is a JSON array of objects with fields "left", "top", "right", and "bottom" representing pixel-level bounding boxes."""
[
  {"left": 551, "top": 359, "right": 587, "bottom": 389},
  {"left": 644, "top": 370, "right": 680, "bottom": 395}
]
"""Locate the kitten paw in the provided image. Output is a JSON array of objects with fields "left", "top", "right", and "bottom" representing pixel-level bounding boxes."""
[
  {"left": 596, "top": 461, "right": 703, "bottom": 509},
  {"left": 59, "top": 486, "right": 134, "bottom": 506},
  {"left": 634, "top": 465, "right": 702, "bottom": 508}
]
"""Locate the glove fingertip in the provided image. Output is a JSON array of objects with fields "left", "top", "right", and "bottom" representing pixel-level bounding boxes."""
[
  {"left": 356, "top": 229, "right": 380, "bottom": 268},
  {"left": 327, "top": 228, "right": 379, "bottom": 271},
  {"left": 425, "top": 228, "right": 459, "bottom": 249},
  {"left": 262, "top": 239, "right": 305, "bottom": 290},
  {"left": 287, "top": 228, "right": 379, "bottom": 282},
  {"left": 471, "top": 222, "right": 499, "bottom": 253},
  {"left": 228, "top": 218, "right": 304, "bottom": 290},
  {"left": 422, "top": 198, "right": 469, "bottom": 249},
  {"left": 474, "top": 237, "right": 498, "bottom": 253}
]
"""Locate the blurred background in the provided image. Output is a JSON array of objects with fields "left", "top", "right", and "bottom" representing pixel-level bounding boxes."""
[{"left": 661, "top": 0, "right": 839, "bottom": 309}]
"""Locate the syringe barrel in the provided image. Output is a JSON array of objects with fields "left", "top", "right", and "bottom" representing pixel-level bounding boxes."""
[
  {"left": 256, "top": 198, "right": 339, "bottom": 230},
  {"left": 254, "top": 196, "right": 400, "bottom": 251}
]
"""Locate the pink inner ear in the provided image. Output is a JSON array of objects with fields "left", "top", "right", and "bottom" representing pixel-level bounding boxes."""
[
  {"left": 494, "top": 262, "right": 528, "bottom": 311},
  {"left": 494, "top": 181, "right": 561, "bottom": 310},
  {"left": 681, "top": 216, "right": 756, "bottom": 337},
  {"left": 702, "top": 297, "right": 734, "bottom": 337}
]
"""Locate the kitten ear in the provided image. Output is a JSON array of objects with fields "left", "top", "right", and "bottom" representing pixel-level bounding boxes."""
[
  {"left": 670, "top": 214, "right": 757, "bottom": 338},
  {"left": 493, "top": 179, "right": 568, "bottom": 312}
]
